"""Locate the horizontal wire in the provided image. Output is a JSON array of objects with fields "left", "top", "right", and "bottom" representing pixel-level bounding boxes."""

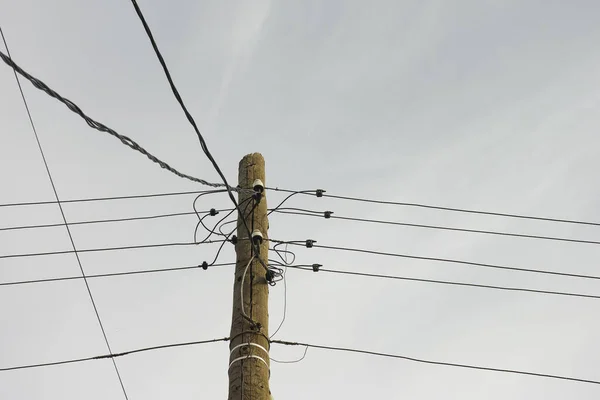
[
  {"left": 286, "top": 265, "right": 600, "bottom": 300},
  {"left": 266, "top": 187, "right": 600, "bottom": 227},
  {"left": 0, "top": 189, "right": 224, "bottom": 209},
  {"left": 272, "top": 209, "right": 600, "bottom": 246},
  {"left": 0, "top": 209, "right": 236, "bottom": 232},
  {"left": 271, "top": 340, "right": 600, "bottom": 385},
  {"left": 0, "top": 240, "right": 227, "bottom": 260},
  {"left": 277, "top": 240, "right": 600, "bottom": 281},
  {"left": 0, "top": 337, "right": 229, "bottom": 372},
  {"left": 0, "top": 206, "right": 291, "bottom": 233},
  {"left": 0, "top": 262, "right": 235, "bottom": 287}
]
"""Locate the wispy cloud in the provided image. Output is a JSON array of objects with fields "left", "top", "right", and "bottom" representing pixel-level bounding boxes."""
[{"left": 208, "top": 0, "right": 272, "bottom": 131}]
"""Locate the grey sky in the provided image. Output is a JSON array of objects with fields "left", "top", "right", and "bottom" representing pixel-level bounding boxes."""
[{"left": 1, "top": 0, "right": 600, "bottom": 398}]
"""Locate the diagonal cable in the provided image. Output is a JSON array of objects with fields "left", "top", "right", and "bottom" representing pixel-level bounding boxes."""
[{"left": 1, "top": 27, "right": 129, "bottom": 400}]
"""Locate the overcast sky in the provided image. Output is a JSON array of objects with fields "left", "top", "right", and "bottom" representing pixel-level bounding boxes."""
[{"left": 1, "top": 0, "right": 600, "bottom": 399}]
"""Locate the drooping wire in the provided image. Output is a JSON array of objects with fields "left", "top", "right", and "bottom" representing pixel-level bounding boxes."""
[
  {"left": 192, "top": 193, "right": 251, "bottom": 244},
  {"left": 203, "top": 201, "right": 258, "bottom": 267},
  {"left": 268, "top": 260, "right": 288, "bottom": 339},
  {"left": 275, "top": 240, "right": 600, "bottom": 281},
  {"left": 270, "top": 339, "right": 600, "bottom": 385},
  {"left": 272, "top": 242, "right": 297, "bottom": 265},
  {"left": 267, "top": 190, "right": 316, "bottom": 216},
  {"left": 270, "top": 345, "right": 308, "bottom": 364},
  {"left": 0, "top": 27, "right": 129, "bottom": 400},
  {"left": 240, "top": 256, "right": 256, "bottom": 324},
  {"left": 272, "top": 209, "right": 600, "bottom": 247}
]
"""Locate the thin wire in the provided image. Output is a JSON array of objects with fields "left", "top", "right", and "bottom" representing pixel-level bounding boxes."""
[
  {"left": 0, "top": 50, "right": 233, "bottom": 189},
  {"left": 273, "top": 209, "right": 600, "bottom": 247},
  {"left": 0, "top": 240, "right": 226, "bottom": 260},
  {"left": 240, "top": 256, "right": 256, "bottom": 322},
  {"left": 269, "top": 263, "right": 288, "bottom": 339},
  {"left": 277, "top": 240, "right": 600, "bottom": 281},
  {"left": 0, "top": 27, "right": 128, "bottom": 399},
  {"left": 0, "top": 210, "right": 235, "bottom": 233},
  {"left": 0, "top": 262, "right": 236, "bottom": 287},
  {"left": 0, "top": 201, "right": 289, "bottom": 234},
  {"left": 0, "top": 189, "right": 229, "bottom": 209},
  {"left": 267, "top": 190, "right": 316, "bottom": 216},
  {"left": 0, "top": 337, "right": 229, "bottom": 372},
  {"left": 266, "top": 187, "right": 600, "bottom": 228},
  {"left": 206, "top": 201, "right": 259, "bottom": 267},
  {"left": 127, "top": 0, "right": 256, "bottom": 254},
  {"left": 270, "top": 340, "right": 600, "bottom": 385},
  {"left": 270, "top": 345, "right": 308, "bottom": 364},
  {"left": 285, "top": 265, "right": 600, "bottom": 300},
  {"left": 272, "top": 242, "right": 297, "bottom": 265}
]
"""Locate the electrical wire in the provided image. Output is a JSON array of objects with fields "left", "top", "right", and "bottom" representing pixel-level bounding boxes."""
[
  {"left": 271, "top": 243, "right": 297, "bottom": 265},
  {"left": 0, "top": 262, "right": 236, "bottom": 287},
  {"left": 267, "top": 190, "right": 316, "bottom": 216},
  {"left": 0, "top": 210, "right": 224, "bottom": 233},
  {"left": 0, "top": 337, "right": 229, "bottom": 372},
  {"left": 269, "top": 260, "right": 288, "bottom": 339},
  {"left": 0, "top": 189, "right": 228, "bottom": 209},
  {"left": 285, "top": 265, "right": 600, "bottom": 300},
  {"left": 270, "top": 340, "right": 600, "bottom": 385},
  {"left": 0, "top": 240, "right": 226, "bottom": 260},
  {"left": 192, "top": 190, "right": 236, "bottom": 243},
  {"left": 0, "top": 49, "right": 231, "bottom": 189},
  {"left": 276, "top": 240, "right": 600, "bottom": 281},
  {"left": 1, "top": 27, "right": 129, "bottom": 399},
  {"left": 270, "top": 345, "right": 308, "bottom": 364},
  {"left": 266, "top": 187, "right": 600, "bottom": 228},
  {"left": 240, "top": 256, "right": 256, "bottom": 323},
  {"left": 272, "top": 209, "right": 600, "bottom": 247},
  {"left": 127, "top": 0, "right": 256, "bottom": 257}
]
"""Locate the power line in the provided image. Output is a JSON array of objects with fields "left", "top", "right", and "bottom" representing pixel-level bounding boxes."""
[
  {"left": 0, "top": 50, "right": 231, "bottom": 189},
  {"left": 278, "top": 240, "right": 600, "bottom": 281},
  {"left": 0, "top": 189, "right": 224, "bottom": 209},
  {"left": 0, "top": 206, "right": 307, "bottom": 234},
  {"left": 286, "top": 265, "right": 600, "bottom": 300},
  {"left": 272, "top": 209, "right": 600, "bottom": 246},
  {"left": 0, "top": 209, "right": 236, "bottom": 233},
  {"left": 0, "top": 262, "right": 235, "bottom": 287},
  {"left": 127, "top": 0, "right": 254, "bottom": 247},
  {"left": 0, "top": 240, "right": 226, "bottom": 260},
  {"left": 0, "top": 337, "right": 229, "bottom": 372},
  {"left": 271, "top": 340, "right": 600, "bottom": 386},
  {"left": 266, "top": 187, "right": 600, "bottom": 228},
  {"left": 1, "top": 27, "right": 129, "bottom": 400}
]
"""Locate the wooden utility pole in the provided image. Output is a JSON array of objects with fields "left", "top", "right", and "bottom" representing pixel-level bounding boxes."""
[{"left": 228, "top": 153, "right": 271, "bottom": 400}]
